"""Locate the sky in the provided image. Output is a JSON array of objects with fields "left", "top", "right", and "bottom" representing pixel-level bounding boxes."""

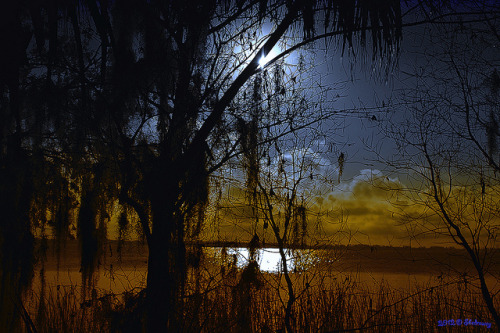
[
  {"left": 31, "top": 2, "right": 499, "bottom": 249},
  {"left": 199, "top": 10, "right": 500, "bottom": 248}
]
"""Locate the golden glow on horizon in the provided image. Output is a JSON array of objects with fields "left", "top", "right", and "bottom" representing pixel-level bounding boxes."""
[{"left": 33, "top": 168, "right": 500, "bottom": 249}]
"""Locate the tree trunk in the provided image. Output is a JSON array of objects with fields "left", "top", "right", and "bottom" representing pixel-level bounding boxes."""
[
  {"left": 146, "top": 165, "right": 187, "bottom": 332},
  {"left": 0, "top": 139, "right": 35, "bottom": 331},
  {"left": 277, "top": 239, "right": 295, "bottom": 333}
]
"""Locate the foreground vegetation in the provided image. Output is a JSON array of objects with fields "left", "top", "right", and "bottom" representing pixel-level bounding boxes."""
[{"left": 20, "top": 262, "right": 497, "bottom": 333}]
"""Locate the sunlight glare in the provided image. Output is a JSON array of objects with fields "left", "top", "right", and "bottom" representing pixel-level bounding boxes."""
[
  {"left": 258, "top": 47, "right": 278, "bottom": 68},
  {"left": 226, "top": 247, "right": 295, "bottom": 272}
]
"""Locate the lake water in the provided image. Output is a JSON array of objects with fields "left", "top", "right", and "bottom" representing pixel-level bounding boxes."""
[
  {"left": 21, "top": 240, "right": 499, "bottom": 333},
  {"left": 29, "top": 241, "right": 500, "bottom": 296},
  {"left": 217, "top": 247, "right": 302, "bottom": 272}
]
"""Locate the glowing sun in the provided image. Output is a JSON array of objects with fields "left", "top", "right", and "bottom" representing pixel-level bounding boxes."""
[{"left": 258, "top": 47, "right": 279, "bottom": 68}]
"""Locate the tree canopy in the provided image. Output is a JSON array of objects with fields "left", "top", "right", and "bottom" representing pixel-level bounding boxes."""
[{"left": 2, "top": 0, "right": 496, "bottom": 331}]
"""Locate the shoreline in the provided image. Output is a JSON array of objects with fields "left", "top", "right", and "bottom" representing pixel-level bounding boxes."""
[{"left": 32, "top": 239, "right": 500, "bottom": 276}]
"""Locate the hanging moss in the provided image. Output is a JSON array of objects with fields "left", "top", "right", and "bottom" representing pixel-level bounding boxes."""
[
  {"left": 183, "top": 147, "right": 210, "bottom": 240},
  {"left": 0, "top": 142, "right": 36, "bottom": 331},
  {"left": 238, "top": 115, "right": 260, "bottom": 201},
  {"left": 186, "top": 242, "right": 203, "bottom": 269},
  {"left": 297, "top": 204, "right": 307, "bottom": 246},
  {"left": 487, "top": 109, "right": 498, "bottom": 158},
  {"left": 78, "top": 184, "right": 99, "bottom": 291},
  {"left": 77, "top": 162, "right": 115, "bottom": 293},
  {"left": 117, "top": 209, "right": 129, "bottom": 258},
  {"left": 291, "top": 203, "right": 307, "bottom": 247},
  {"left": 338, "top": 152, "right": 345, "bottom": 183},
  {"left": 238, "top": 76, "right": 264, "bottom": 231}
]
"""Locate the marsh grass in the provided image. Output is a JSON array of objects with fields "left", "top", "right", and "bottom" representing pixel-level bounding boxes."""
[{"left": 20, "top": 267, "right": 498, "bottom": 333}]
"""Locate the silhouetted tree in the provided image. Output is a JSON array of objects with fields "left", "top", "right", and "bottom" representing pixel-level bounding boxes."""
[
  {"left": 255, "top": 137, "right": 331, "bottom": 333},
  {"left": 2, "top": 0, "right": 487, "bottom": 331},
  {"left": 385, "top": 5, "right": 500, "bottom": 327}
]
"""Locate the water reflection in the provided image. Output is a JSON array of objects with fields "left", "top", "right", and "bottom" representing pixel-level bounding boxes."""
[{"left": 217, "top": 247, "right": 318, "bottom": 272}]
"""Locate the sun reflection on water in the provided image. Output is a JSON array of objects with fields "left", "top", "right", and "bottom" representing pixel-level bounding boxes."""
[{"left": 215, "top": 247, "right": 319, "bottom": 273}]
